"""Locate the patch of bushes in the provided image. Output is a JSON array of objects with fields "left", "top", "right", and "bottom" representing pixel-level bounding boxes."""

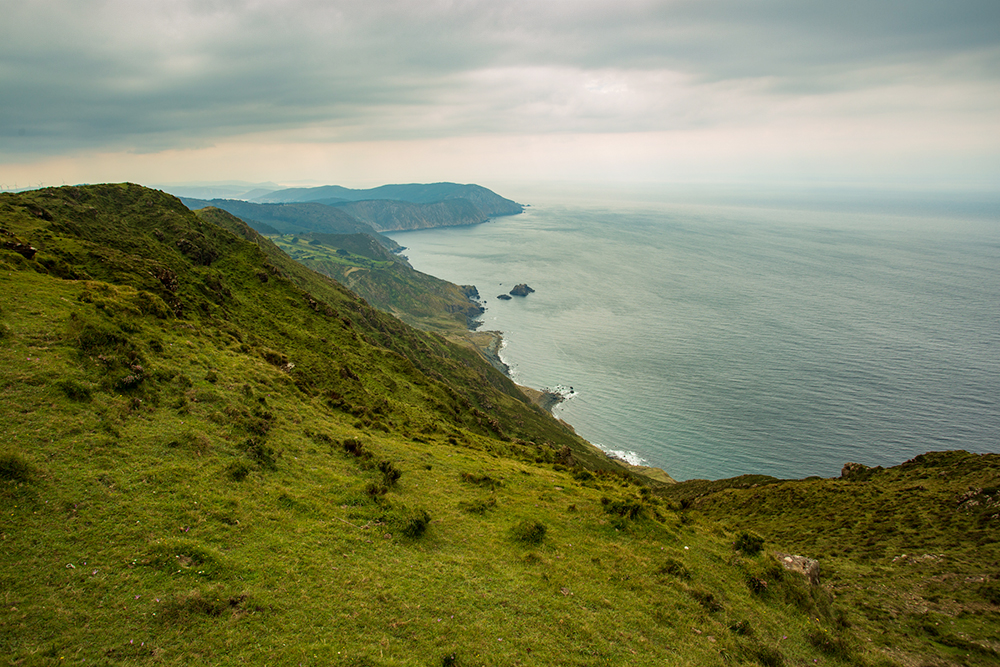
[
  {"left": 342, "top": 438, "right": 372, "bottom": 460},
  {"left": 688, "top": 586, "right": 722, "bottom": 613},
  {"left": 511, "top": 519, "right": 547, "bottom": 545},
  {"left": 400, "top": 508, "right": 431, "bottom": 538},
  {"left": 226, "top": 460, "right": 252, "bottom": 481},
  {"left": 601, "top": 496, "right": 644, "bottom": 520},
  {"left": 734, "top": 530, "right": 765, "bottom": 556},
  {"left": 461, "top": 472, "right": 502, "bottom": 490},
  {"left": 459, "top": 496, "right": 497, "bottom": 514},
  {"left": 806, "top": 628, "right": 854, "bottom": 660},
  {"left": 378, "top": 460, "right": 401, "bottom": 487},
  {"left": 747, "top": 575, "right": 769, "bottom": 595},
  {"left": 728, "top": 619, "right": 752, "bottom": 636},
  {"left": 0, "top": 452, "right": 33, "bottom": 483},
  {"left": 56, "top": 378, "right": 92, "bottom": 401},
  {"left": 242, "top": 438, "right": 278, "bottom": 470},
  {"left": 657, "top": 557, "right": 691, "bottom": 580}
]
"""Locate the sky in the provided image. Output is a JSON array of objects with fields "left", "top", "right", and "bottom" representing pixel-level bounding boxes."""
[{"left": 2, "top": 0, "right": 999, "bottom": 192}]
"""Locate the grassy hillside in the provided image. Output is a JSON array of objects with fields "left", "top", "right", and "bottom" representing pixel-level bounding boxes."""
[
  {"left": 667, "top": 452, "right": 1000, "bottom": 665},
  {"left": 264, "top": 232, "right": 483, "bottom": 335},
  {"left": 179, "top": 198, "right": 403, "bottom": 252},
  {"left": 1, "top": 183, "right": 995, "bottom": 666}
]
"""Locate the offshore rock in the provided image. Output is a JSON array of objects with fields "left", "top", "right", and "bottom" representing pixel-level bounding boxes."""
[
  {"left": 496, "top": 294, "right": 512, "bottom": 300},
  {"left": 509, "top": 283, "right": 535, "bottom": 297}
]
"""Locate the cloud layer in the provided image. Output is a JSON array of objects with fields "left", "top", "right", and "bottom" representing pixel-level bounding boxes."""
[{"left": 2, "top": 0, "right": 998, "bottom": 184}]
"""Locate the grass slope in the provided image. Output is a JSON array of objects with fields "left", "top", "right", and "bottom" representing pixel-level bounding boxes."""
[
  {"left": 1, "top": 183, "right": 990, "bottom": 666},
  {"left": 670, "top": 452, "right": 1000, "bottom": 665},
  {"left": 264, "top": 232, "right": 482, "bottom": 335}
]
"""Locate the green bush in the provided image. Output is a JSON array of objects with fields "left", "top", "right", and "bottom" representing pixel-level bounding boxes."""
[
  {"left": 734, "top": 531, "right": 765, "bottom": 556},
  {"left": 378, "top": 460, "right": 401, "bottom": 487},
  {"left": 511, "top": 519, "right": 547, "bottom": 545},
  {"left": 226, "top": 460, "right": 252, "bottom": 481},
  {"left": 657, "top": 557, "right": 691, "bottom": 580},
  {"left": 56, "top": 378, "right": 92, "bottom": 401},
  {"left": 0, "top": 453, "right": 32, "bottom": 483}
]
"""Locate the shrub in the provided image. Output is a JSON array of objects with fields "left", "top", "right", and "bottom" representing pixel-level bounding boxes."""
[
  {"left": 378, "top": 460, "right": 401, "bottom": 487},
  {"left": 461, "top": 472, "right": 502, "bottom": 489},
  {"left": 688, "top": 586, "right": 722, "bottom": 613},
  {"left": 728, "top": 619, "right": 752, "bottom": 636},
  {"left": 511, "top": 519, "right": 547, "bottom": 545},
  {"left": 56, "top": 378, "right": 92, "bottom": 401},
  {"left": 657, "top": 557, "right": 691, "bottom": 580},
  {"left": 243, "top": 438, "right": 278, "bottom": 470},
  {"left": 227, "top": 460, "right": 252, "bottom": 482},
  {"left": 401, "top": 509, "right": 431, "bottom": 538},
  {"left": 342, "top": 438, "right": 372, "bottom": 460},
  {"left": 459, "top": 496, "right": 497, "bottom": 514},
  {"left": 747, "top": 575, "right": 769, "bottom": 595},
  {"left": 734, "top": 531, "right": 765, "bottom": 556},
  {"left": 0, "top": 453, "right": 32, "bottom": 483},
  {"left": 601, "top": 496, "right": 644, "bottom": 520},
  {"left": 806, "top": 629, "right": 853, "bottom": 660}
]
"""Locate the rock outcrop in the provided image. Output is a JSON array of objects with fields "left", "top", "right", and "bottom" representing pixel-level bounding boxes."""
[
  {"left": 509, "top": 283, "right": 535, "bottom": 297},
  {"left": 776, "top": 553, "right": 821, "bottom": 585}
]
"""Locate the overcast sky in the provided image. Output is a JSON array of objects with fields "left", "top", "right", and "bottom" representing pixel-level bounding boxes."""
[{"left": 2, "top": 0, "right": 998, "bottom": 191}]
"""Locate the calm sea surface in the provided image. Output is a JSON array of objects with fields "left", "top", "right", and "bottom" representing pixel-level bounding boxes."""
[{"left": 388, "top": 194, "right": 1000, "bottom": 481}]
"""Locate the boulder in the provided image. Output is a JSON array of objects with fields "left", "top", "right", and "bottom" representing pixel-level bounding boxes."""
[
  {"left": 841, "top": 462, "right": 882, "bottom": 481},
  {"left": 775, "top": 552, "right": 820, "bottom": 585}
]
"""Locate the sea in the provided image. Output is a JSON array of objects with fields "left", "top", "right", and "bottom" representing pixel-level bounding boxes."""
[{"left": 387, "top": 187, "right": 1000, "bottom": 481}]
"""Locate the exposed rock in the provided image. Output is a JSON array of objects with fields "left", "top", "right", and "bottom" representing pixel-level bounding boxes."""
[
  {"left": 841, "top": 461, "right": 882, "bottom": 481},
  {"left": 776, "top": 552, "right": 820, "bottom": 585},
  {"left": 509, "top": 283, "right": 535, "bottom": 297},
  {"left": 496, "top": 294, "right": 512, "bottom": 300}
]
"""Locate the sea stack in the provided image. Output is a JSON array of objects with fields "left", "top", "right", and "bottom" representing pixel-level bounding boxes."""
[{"left": 509, "top": 283, "right": 535, "bottom": 297}]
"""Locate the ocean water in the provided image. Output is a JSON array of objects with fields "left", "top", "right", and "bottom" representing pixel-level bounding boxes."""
[{"left": 388, "top": 192, "right": 1000, "bottom": 481}]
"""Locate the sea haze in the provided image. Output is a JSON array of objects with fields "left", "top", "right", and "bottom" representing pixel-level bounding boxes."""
[{"left": 388, "top": 193, "right": 1000, "bottom": 481}]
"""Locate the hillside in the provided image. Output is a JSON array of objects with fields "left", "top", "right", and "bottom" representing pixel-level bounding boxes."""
[
  {"left": 329, "top": 199, "right": 488, "bottom": 232},
  {"left": 264, "top": 232, "right": 484, "bottom": 333},
  {"left": 2, "top": 184, "right": 997, "bottom": 666},
  {"left": 254, "top": 182, "right": 524, "bottom": 218},
  {"left": 178, "top": 198, "right": 403, "bottom": 252}
]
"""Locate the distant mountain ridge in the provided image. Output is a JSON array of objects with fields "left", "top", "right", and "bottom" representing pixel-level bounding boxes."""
[{"left": 254, "top": 182, "right": 523, "bottom": 218}]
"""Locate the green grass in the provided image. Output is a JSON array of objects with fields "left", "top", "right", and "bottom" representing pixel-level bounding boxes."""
[{"left": 0, "top": 184, "right": 995, "bottom": 665}]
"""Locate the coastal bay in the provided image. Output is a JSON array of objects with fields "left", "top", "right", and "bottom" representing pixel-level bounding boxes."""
[{"left": 389, "top": 193, "right": 1000, "bottom": 481}]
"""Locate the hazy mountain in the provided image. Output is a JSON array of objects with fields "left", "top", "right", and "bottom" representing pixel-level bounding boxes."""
[{"left": 254, "top": 182, "right": 524, "bottom": 217}]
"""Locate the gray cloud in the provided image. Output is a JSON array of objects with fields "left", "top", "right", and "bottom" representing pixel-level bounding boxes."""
[{"left": 2, "top": 0, "right": 997, "bottom": 157}]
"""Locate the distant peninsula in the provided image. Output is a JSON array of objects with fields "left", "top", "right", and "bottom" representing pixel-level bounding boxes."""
[{"left": 178, "top": 183, "right": 523, "bottom": 376}]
